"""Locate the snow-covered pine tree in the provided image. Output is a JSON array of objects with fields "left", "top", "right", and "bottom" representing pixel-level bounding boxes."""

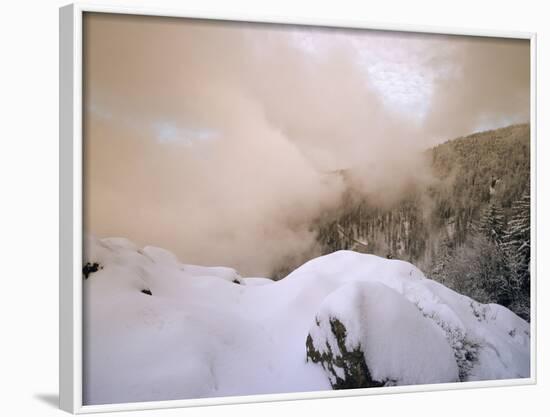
[
  {"left": 502, "top": 192, "right": 530, "bottom": 320},
  {"left": 478, "top": 202, "right": 506, "bottom": 244},
  {"left": 429, "top": 235, "right": 454, "bottom": 286},
  {"left": 464, "top": 202, "right": 514, "bottom": 307},
  {"left": 503, "top": 192, "right": 530, "bottom": 283}
]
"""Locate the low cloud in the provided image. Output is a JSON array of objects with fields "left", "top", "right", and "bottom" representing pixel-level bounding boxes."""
[{"left": 83, "top": 13, "right": 530, "bottom": 276}]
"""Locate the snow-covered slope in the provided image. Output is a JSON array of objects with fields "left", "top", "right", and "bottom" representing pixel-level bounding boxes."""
[{"left": 83, "top": 236, "right": 530, "bottom": 405}]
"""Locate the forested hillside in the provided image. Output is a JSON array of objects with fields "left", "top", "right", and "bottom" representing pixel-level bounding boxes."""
[{"left": 311, "top": 124, "right": 531, "bottom": 319}]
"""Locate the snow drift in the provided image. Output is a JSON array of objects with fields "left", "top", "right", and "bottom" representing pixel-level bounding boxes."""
[{"left": 83, "top": 236, "right": 530, "bottom": 405}]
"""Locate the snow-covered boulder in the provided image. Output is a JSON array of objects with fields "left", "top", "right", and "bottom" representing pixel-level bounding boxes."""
[{"left": 306, "top": 281, "right": 459, "bottom": 388}]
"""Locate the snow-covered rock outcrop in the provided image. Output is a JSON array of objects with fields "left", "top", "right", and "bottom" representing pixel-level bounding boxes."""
[
  {"left": 83, "top": 236, "right": 530, "bottom": 405},
  {"left": 306, "top": 281, "right": 459, "bottom": 388}
]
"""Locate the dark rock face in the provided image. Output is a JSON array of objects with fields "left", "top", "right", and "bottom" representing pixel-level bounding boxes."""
[
  {"left": 306, "top": 317, "right": 385, "bottom": 390},
  {"left": 141, "top": 288, "right": 153, "bottom": 296},
  {"left": 83, "top": 262, "right": 102, "bottom": 279}
]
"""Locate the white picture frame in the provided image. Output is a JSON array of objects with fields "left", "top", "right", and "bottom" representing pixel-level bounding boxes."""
[{"left": 59, "top": 2, "right": 537, "bottom": 413}]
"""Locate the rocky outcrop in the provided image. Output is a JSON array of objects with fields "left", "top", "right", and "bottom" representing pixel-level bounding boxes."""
[{"left": 306, "top": 317, "right": 384, "bottom": 389}]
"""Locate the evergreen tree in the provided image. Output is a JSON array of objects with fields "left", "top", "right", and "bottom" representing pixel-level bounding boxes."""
[
  {"left": 503, "top": 193, "right": 530, "bottom": 283},
  {"left": 429, "top": 235, "right": 454, "bottom": 287},
  {"left": 502, "top": 192, "right": 531, "bottom": 320},
  {"left": 478, "top": 203, "right": 506, "bottom": 244}
]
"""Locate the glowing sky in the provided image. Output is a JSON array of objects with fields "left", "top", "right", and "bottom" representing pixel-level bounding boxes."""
[{"left": 83, "top": 12, "right": 530, "bottom": 275}]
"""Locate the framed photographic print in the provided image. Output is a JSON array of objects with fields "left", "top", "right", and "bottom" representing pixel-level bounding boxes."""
[{"left": 59, "top": 2, "right": 537, "bottom": 413}]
